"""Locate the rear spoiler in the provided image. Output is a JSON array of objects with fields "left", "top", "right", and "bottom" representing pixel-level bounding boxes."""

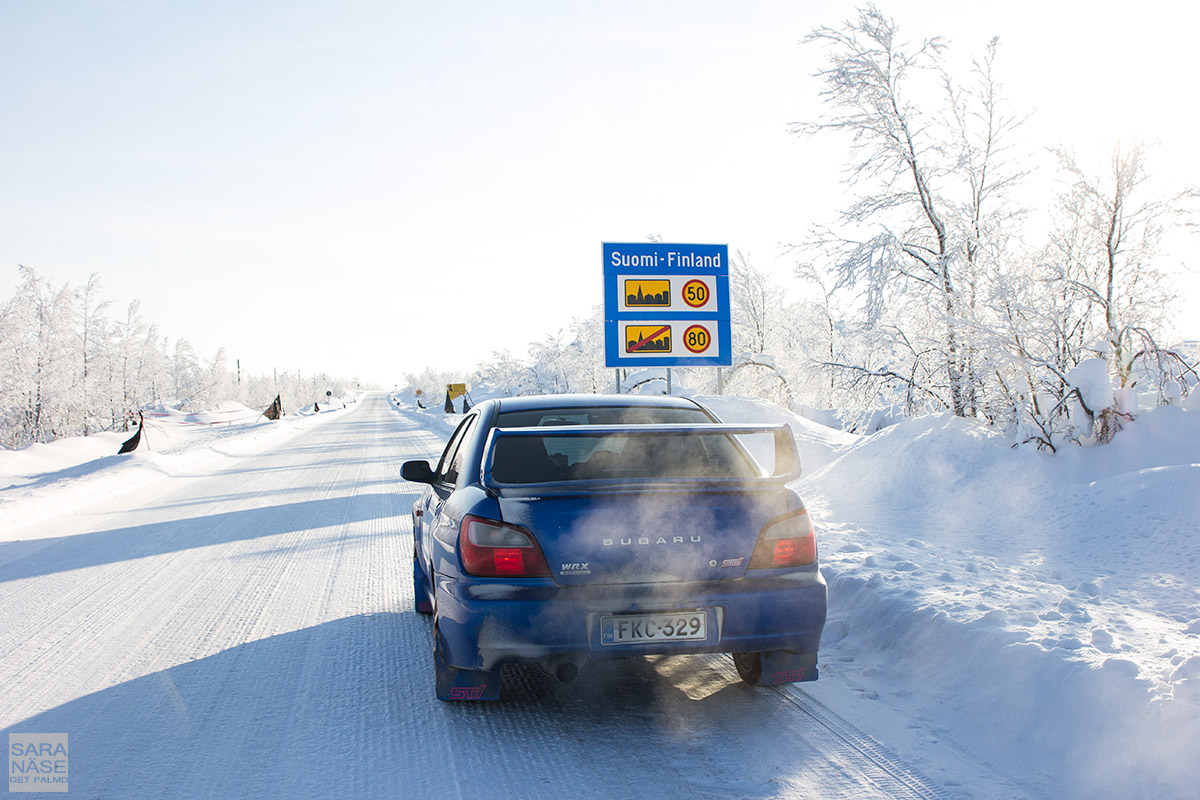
[{"left": 480, "top": 423, "right": 801, "bottom": 495}]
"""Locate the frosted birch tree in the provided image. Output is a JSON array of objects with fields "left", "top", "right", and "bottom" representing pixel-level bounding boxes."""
[
  {"left": 77, "top": 273, "right": 111, "bottom": 435},
  {"left": 797, "top": 5, "right": 1024, "bottom": 418},
  {"left": 0, "top": 267, "right": 364, "bottom": 446},
  {"left": 1, "top": 267, "right": 78, "bottom": 445},
  {"left": 1043, "top": 143, "right": 1197, "bottom": 440}
]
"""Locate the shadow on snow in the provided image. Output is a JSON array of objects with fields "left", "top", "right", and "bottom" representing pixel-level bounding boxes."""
[{"left": 0, "top": 493, "right": 411, "bottom": 583}]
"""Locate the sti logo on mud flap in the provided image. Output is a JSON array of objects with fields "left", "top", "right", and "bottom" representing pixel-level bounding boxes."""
[
  {"left": 601, "top": 536, "right": 702, "bottom": 546},
  {"left": 448, "top": 687, "right": 487, "bottom": 700}
]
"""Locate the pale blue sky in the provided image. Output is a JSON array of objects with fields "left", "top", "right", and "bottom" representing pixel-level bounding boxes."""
[{"left": 2, "top": 1, "right": 1196, "bottom": 382}]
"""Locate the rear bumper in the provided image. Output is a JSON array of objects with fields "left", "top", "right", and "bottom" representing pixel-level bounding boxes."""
[{"left": 433, "top": 569, "right": 827, "bottom": 671}]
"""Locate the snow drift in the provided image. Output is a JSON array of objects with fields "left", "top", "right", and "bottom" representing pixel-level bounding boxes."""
[{"left": 713, "top": 397, "right": 1200, "bottom": 799}]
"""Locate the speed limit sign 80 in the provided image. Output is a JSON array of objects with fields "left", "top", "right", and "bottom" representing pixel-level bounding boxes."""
[{"left": 683, "top": 324, "right": 712, "bottom": 354}]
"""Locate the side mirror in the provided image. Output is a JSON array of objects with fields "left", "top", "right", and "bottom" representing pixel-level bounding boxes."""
[{"left": 401, "top": 460, "right": 436, "bottom": 484}]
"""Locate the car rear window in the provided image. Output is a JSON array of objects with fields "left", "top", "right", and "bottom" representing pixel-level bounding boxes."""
[
  {"left": 489, "top": 430, "right": 761, "bottom": 483},
  {"left": 495, "top": 406, "right": 714, "bottom": 427}
]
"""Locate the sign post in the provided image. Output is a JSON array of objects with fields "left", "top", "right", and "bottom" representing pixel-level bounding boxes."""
[{"left": 603, "top": 242, "right": 732, "bottom": 370}]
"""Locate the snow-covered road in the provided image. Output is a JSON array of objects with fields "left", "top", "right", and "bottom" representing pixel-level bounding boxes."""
[{"left": 1, "top": 393, "right": 1038, "bottom": 799}]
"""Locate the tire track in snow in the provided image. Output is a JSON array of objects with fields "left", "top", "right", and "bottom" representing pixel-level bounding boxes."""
[
  {"left": 0, "top": 421, "right": 336, "bottom": 712},
  {"left": 0, "top": 394, "right": 437, "bottom": 798},
  {"left": 770, "top": 685, "right": 952, "bottom": 800},
  {"left": 0, "top": 397, "right": 409, "bottom": 714},
  {"left": 146, "top": 397, "right": 421, "bottom": 799}
]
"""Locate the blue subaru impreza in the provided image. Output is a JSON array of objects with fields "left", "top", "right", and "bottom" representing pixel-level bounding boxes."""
[{"left": 401, "top": 394, "right": 827, "bottom": 700}]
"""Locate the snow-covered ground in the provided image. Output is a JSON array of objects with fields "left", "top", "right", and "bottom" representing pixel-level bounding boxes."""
[
  {"left": 708, "top": 394, "right": 1200, "bottom": 799},
  {"left": 2, "top": 390, "right": 1197, "bottom": 799},
  {"left": 0, "top": 399, "right": 351, "bottom": 539}
]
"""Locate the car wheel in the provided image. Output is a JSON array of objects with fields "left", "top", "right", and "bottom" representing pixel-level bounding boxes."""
[
  {"left": 731, "top": 651, "right": 763, "bottom": 685},
  {"left": 413, "top": 554, "right": 433, "bottom": 615}
]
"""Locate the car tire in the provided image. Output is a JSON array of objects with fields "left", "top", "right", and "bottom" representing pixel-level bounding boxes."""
[
  {"left": 731, "top": 651, "right": 763, "bottom": 685},
  {"left": 413, "top": 554, "right": 433, "bottom": 615}
]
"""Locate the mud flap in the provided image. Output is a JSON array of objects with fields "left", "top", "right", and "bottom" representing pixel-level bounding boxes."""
[
  {"left": 435, "top": 659, "right": 501, "bottom": 701},
  {"left": 413, "top": 558, "right": 433, "bottom": 615},
  {"left": 758, "top": 651, "right": 819, "bottom": 685},
  {"left": 434, "top": 627, "right": 500, "bottom": 701}
]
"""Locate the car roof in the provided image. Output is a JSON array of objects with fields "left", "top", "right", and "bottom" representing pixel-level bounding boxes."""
[{"left": 493, "top": 394, "right": 705, "bottom": 413}]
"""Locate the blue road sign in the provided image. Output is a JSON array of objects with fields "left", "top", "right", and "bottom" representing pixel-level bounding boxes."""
[{"left": 603, "top": 242, "right": 731, "bottom": 367}]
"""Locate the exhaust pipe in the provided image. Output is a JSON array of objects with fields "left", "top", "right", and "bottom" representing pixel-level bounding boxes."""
[{"left": 541, "top": 654, "right": 588, "bottom": 684}]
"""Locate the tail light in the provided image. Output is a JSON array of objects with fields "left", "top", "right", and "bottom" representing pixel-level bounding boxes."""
[
  {"left": 459, "top": 515, "right": 551, "bottom": 578},
  {"left": 749, "top": 508, "right": 817, "bottom": 569}
]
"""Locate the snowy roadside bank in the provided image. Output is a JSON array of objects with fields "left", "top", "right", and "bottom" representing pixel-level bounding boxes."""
[
  {"left": 0, "top": 398, "right": 360, "bottom": 541},
  {"left": 711, "top": 396, "right": 1200, "bottom": 800}
]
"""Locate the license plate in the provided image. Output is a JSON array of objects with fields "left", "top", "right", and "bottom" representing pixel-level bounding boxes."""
[{"left": 600, "top": 611, "right": 707, "bottom": 645}]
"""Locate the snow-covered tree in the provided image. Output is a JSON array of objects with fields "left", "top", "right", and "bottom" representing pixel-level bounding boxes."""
[
  {"left": 1051, "top": 145, "right": 1192, "bottom": 382},
  {"left": 0, "top": 267, "right": 78, "bottom": 446},
  {"left": 0, "top": 266, "right": 362, "bottom": 447},
  {"left": 1026, "top": 143, "right": 1197, "bottom": 442},
  {"left": 793, "top": 5, "right": 1197, "bottom": 446},
  {"left": 76, "top": 273, "right": 111, "bottom": 436},
  {"left": 797, "top": 5, "right": 1028, "bottom": 419}
]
